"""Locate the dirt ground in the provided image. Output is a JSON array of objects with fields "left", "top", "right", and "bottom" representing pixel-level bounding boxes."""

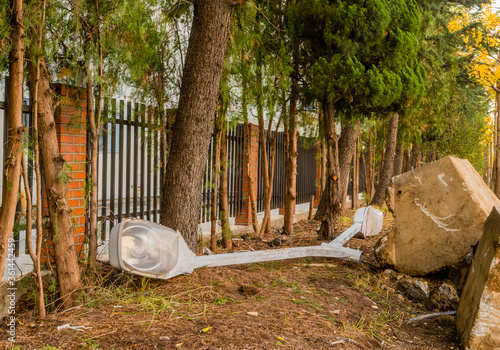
[{"left": 1, "top": 211, "right": 461, "bottom": 350}]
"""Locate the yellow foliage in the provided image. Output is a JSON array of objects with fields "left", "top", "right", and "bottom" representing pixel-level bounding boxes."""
[
  {"left": 481, "top": 115, "right": 495, "bottom": 145},
  {"left": 448, "top": 4, "right": 500, "bottom": 89}
]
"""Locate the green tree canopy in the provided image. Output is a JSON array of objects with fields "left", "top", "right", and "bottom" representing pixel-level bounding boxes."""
[{"left": 289, "top": 0, "right": 425, "bottom": 113}]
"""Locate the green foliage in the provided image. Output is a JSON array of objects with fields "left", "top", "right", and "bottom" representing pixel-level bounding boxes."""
[
  {"left": 0, "top": 0, "right": 9, "bottom": 75},
  {"left": 396, "top": 1, "right": 491, "bottom": 171},
  {"left": 120, "top": 0, "right": 190, "bottom": 121},
  {"left": 290, "top": 0, "right": 424, "bottom": 114},
  {"left": 56, "top": 162, "right": 74, "bottom": 184},
  {"left": 436, "top": 82, "right": 489, "bottom": 173},
  {"left": 230, "top": 1, "right": 293, "bottom": 125},
  {"left": 81, "top": 337, "right": 99, "bottom": 350}
]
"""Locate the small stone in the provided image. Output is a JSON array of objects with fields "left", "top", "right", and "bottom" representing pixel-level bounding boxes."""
[
  {"left": 383, "top": 269, "right": 394, "bottom": 275},
  {"left": 438, "top": 283, "right": 459, "bottom": 304},
  {"left": 430, "top": 282, "right": 459, "bottom": 311},
  {"left": 397, "top": 278, "right": 430, "bottom": 300}
]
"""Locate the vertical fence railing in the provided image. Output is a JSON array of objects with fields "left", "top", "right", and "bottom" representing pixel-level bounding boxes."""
[
  {"left": 200, "top": 132, "right": 214, "bottom": 223},
  {"left": 96, "top": 99, "right": 165, "bottom": 242},
  {"left": 296, "top": 137, "right": 317, "bottom": 204},
  {"left": 227, "top": 124, "right": 245, "bottom": 217},
  {"left": 200, "top": 124, "right": 246, "bottom": 223},
  {"left": 258, "top": 131, "right": 315, "bottom": 211},
  {"left": 91, "top": 100, "right": 320, "bottom": 241},
  {"left": 257, "top": 130, "right": 287, "bottom": 212},
  {"left": 0, "top": 77, "right": 37, "bottom": 257},
  {"left": 272, "top": 131, "right": 286, "bottom": 209},
  {"left": 1, "top": 81, "right": 321, "bottom": 260}
]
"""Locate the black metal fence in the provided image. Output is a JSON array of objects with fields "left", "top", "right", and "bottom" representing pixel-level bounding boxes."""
[
  {"left": 255, "top": 132, "right": 317, "bottom": 212},
  {"left": 1, "top": 88, "right": 319, "bottom": 251},
  {"left": 200, "top": 124, "right": 246, "bottom": 223},
  {"left": 257, "top": 130, "right": 286, "bottom": 212},
  {"left": 297, "top": 137, "right": 317, "bottom": 204},
  {"left": 95, "top": 100, "right": 168, "bottom": 241},
  {"left": 0, "top": 78, "right": 38, "bottom": 257}
]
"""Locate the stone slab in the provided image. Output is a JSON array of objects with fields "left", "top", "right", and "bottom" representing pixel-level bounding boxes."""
[
  {"left": 457, "top": 206, "right": 500, "bottom": 349},
  {"left": 375, "top": 156, "right": 500, "bottom": 275}
]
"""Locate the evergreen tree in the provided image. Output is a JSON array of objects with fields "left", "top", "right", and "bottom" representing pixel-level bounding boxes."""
[{"left": 290, "top": 0, "right": 424, "bottom": 239}]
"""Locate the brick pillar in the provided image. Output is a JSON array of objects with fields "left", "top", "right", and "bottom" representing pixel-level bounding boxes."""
[
  {"left": 315, "top": 144, "right": 322, "bottom": 207},
  {"left": 235, "top": 123, "right": 259, "bottom": 226},
  {"left": 42, "top": 84, "right": 87, "bottom": 261}
]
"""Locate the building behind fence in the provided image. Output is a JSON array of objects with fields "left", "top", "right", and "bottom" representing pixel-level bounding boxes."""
[{"left": 1, "top": 83, "right": 326, "bottom": 263}]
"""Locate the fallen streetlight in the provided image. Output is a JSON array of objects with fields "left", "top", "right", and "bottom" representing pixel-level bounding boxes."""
[{"left": 109, "top": 206, "right": 383, "bottom": 279}]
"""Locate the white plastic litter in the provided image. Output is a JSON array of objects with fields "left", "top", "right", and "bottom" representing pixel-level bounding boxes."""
[{"left": 57, "top": 324, "right": 93, "bottom": 331}]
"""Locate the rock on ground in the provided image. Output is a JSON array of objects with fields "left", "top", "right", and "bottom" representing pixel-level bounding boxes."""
[
  {"left": 457, "top": 206, "right": 500, "bottom": 349},
  {"left": 397, "top": 277, "right": 430, "bottom": 300},
  {"left": 429, "top": 282, "right": 459, "bottom": 311},
  {"left": 375, "top": 156, "right": 500, "bottom": 275}
]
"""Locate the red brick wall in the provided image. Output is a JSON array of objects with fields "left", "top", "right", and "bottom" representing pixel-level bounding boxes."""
[{"left": 42, "top": 84, "right": 87, "bottom": 260}]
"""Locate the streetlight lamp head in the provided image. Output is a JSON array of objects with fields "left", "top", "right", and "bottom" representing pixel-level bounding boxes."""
[{"left": 109, "top": 219, "right": 183, "bottom": 277}]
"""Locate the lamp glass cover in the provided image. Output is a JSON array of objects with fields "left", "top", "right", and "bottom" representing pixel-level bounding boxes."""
[{"left": 120, "top": 220, "right": 179, "bottom": 275}]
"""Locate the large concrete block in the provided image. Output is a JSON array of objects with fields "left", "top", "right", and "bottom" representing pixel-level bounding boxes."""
[
  {"left": 375, "top": 156, "right": 500, "bottom": 275},
  {"left": 457, "top": 206, "right": 500, "bottom": 349}
]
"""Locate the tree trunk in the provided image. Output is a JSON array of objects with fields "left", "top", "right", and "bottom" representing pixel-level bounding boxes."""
[
  {"left": 362, "top": 128, "right": 376, "bottom": 202},
  {"left": 495, "top": 89, "right": 500, "bottom": 197},
  {"left": 410, "top": 143, "right": 419, "bottom": 170},
  {"left": 86, "top": 11, "right": 103, "bottom": 270},
  {"left": 261, "top": 127, "right": 278, "bottom": 236},
  {"left": 371, "top": 113, "right": 399, "bottom": 207},
  {"left": 321, "top": 141, "right": 327, "bottom": 193},
  {"left": 244, "top": 122, "right": 259, "bottom": 234},
  {"left": 29, "top": 59, "right": 81, "bottom": 308},
  {"left": 210, "top": 126, "right": 221, "bottom": 252},
  {"left": 283, "top": 70, "right": 298, "bottom": 235},
  {"left": 352, "top": 136, "right": 359, "bottom": 210},
  {"left": 24, "top": 0, "right": 47, "bottom": 317},
  {"left": 338, "top": 120, "right": 360, "bottom": 211},
  {"left": 257, "top": 52, "right": 269, "bottom": 238},
  {"left": 86, "top": 68, "right": 98, "bottom": 269},
  {"left": 0, "top": 0, "right": 24, "bottom": 289},
  {"left": 484, "top": 141, "right": 490, "bottom": 187},
  {"left": 219, "top": 128, "right": 232, "bottom": 250},
  {"left": 370, "top": 128, "right": 376, "bottom": 199},
  {"left": 160, "top": 0, "right": 237, "bottom": 251},
  {"left": 393, "top": 141, "right": 404, "bottom": 177},
  {"left": 317, "top": 100, "right": 341, "bottom": 240},
  {"left": 21, "top": 159, "right": 46, "bottom": 317},
  {"left": 378, "top": 121, "right": 386, "bottom": 184},
  {"left": 318, "top": 107, "right": 327, "bottom": 194},
  {"left": 316, "top": 120, "right": 359, "bottom": 217}
]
